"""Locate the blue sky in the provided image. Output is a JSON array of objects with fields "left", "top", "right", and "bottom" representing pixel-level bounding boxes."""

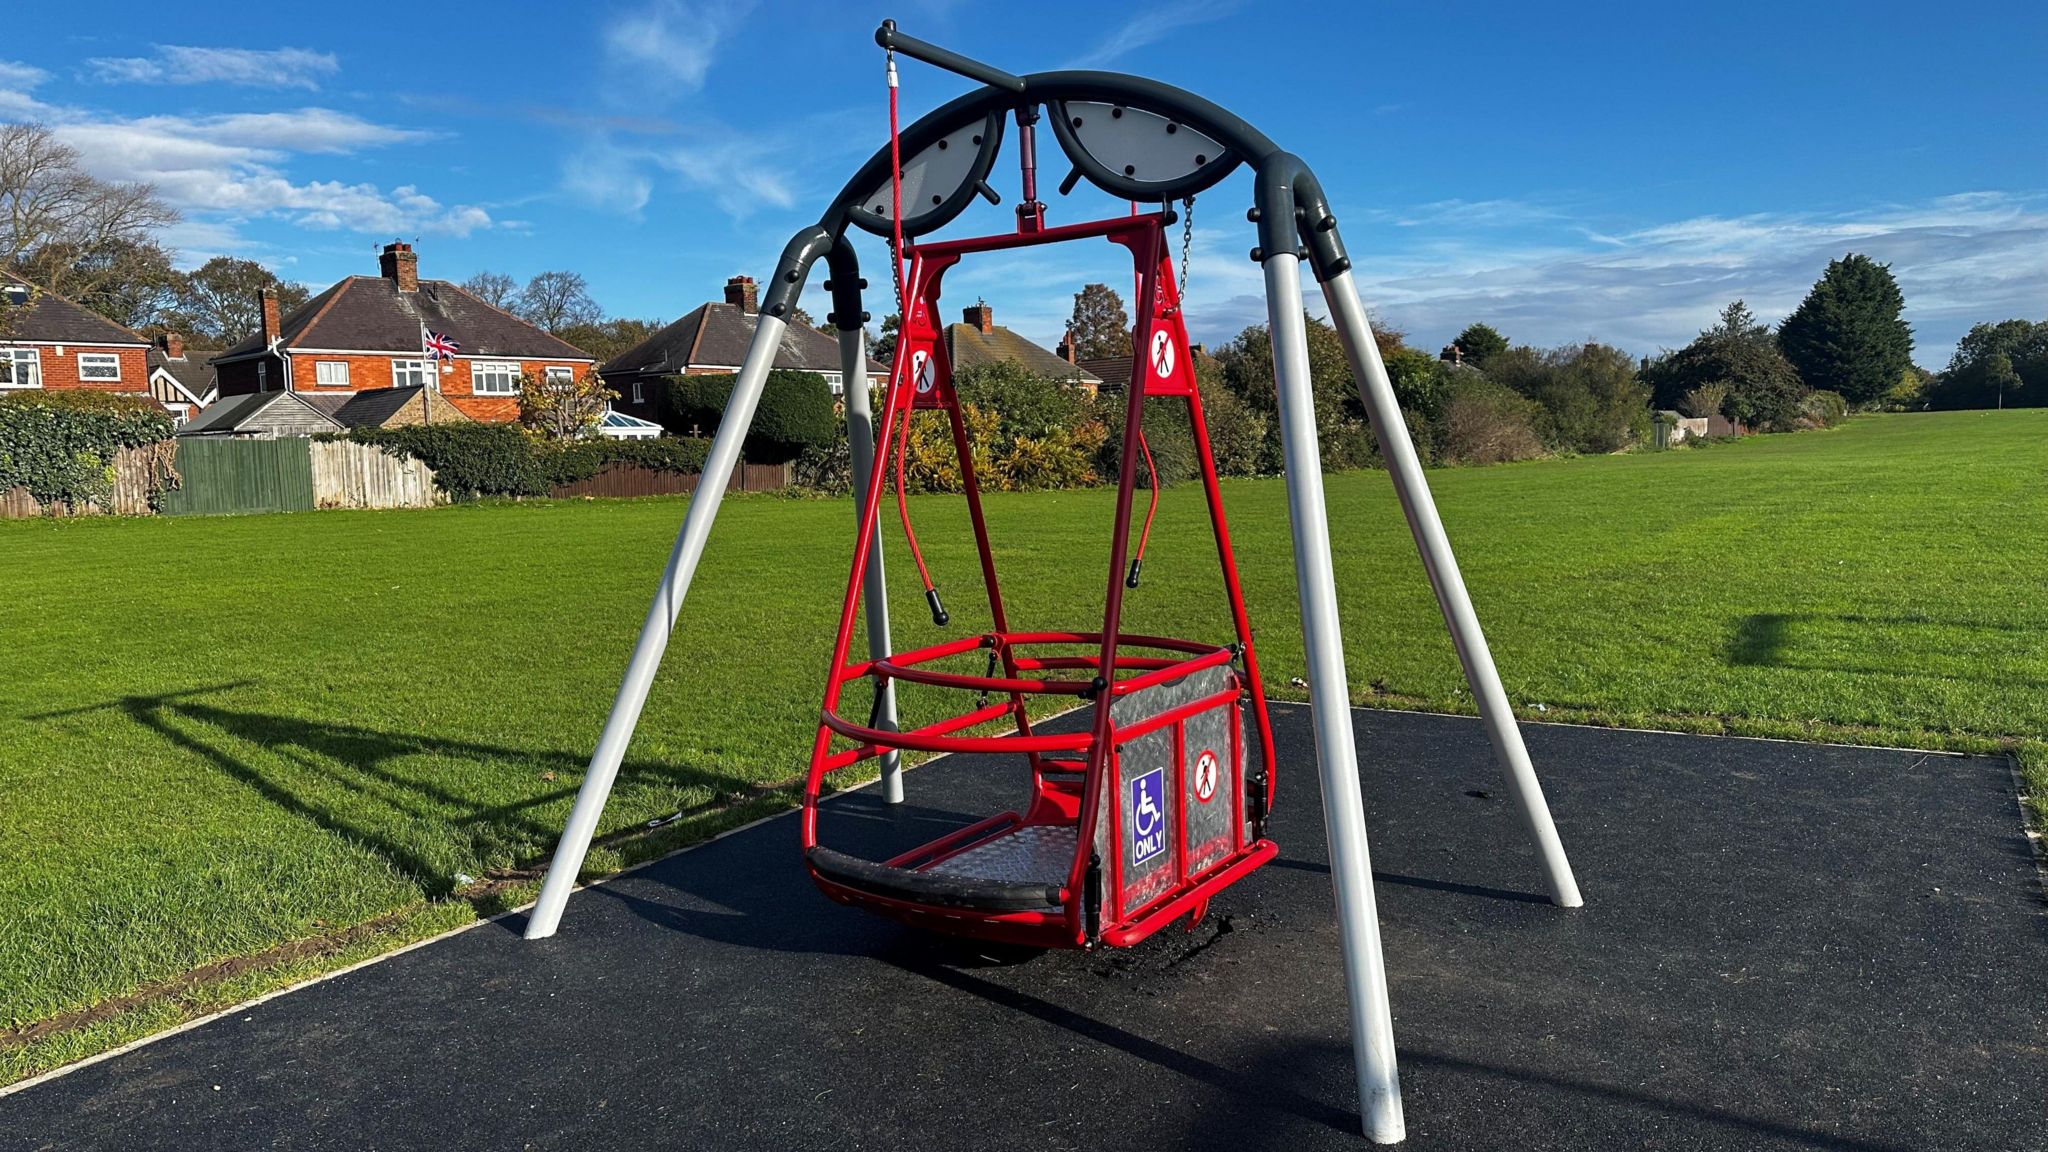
[{"left": 4, "top": 1, "right": 2046, "bottom": 367}]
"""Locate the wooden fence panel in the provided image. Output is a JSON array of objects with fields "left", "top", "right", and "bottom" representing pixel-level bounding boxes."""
[
  {"left": 158, "top": 438, "right": 315, "bottom": 517},
  {"left": 1, "top": 445, "right": 167, "bottom": 518},
  {"left": 310, "top": 440, "right": 443, "bottom": 509}
]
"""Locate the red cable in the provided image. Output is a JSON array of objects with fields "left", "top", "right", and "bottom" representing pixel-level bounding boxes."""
[
  {"left": 893, "top": 402, "right": 936, "bottom": 591},
  {"left": 1135, "top": 429, "right": 1160, "bottom": 562}
]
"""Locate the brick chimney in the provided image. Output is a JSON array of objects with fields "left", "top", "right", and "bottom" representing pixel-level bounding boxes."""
[
  {"left": 259, "top": 289, "right": 280, "bottom": 345},
  {"left": 723, "top": 275, "right": 758, "bottom": 314},
  {"left": 157, "top": 331, "right": 185, "bottom": 359},
  {"left": 379, "top": 241, "right": 419, "bottom": 292},
  {"left": 1056, "top": 329, "right": 1077, "bottom": 363},
  {"left": 1439, "top": 343, "right": 1462, "bottom": 365},
  {"left": 965, "top": 300, "right": 993, "bottom": 334}
]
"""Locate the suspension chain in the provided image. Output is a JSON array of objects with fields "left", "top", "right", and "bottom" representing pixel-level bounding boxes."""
[{"left": 1166, "top": 195, "right": 1195, "bottom": 315}]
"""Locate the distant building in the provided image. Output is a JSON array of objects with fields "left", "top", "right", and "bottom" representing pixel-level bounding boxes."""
[
  {"left": 944, "top": 302, "right": 1101, "bottom": 392},
  {"left": 211, "top": 242, "right": 596, "bottom": 423},
  {"left": 0, "top": 271, "right": 154, "bottom": 400},
  {"left": 1070, "top": 339, "right": 1216, "bottom": 395},
  {"left": 599, "top": 275, "right": 884, "bottom": 427},
  {"left": 146, "top": 333, "right": 217, "bottom": 426}
]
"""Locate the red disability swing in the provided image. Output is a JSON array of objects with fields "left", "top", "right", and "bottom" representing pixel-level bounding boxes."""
[
  {"left": 527, "top": 22, "right": 1584, "bottom": 1141},
  {"left": 798, "top": 204, "right": 1281, "bottom": 950}
]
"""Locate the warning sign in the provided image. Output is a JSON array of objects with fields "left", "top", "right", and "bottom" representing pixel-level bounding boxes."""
[
  {"left": 1193, "top": 748, "right": 1219, "bottom": 803},
  {"left": 911, "top": 350, "right": 935, "bottom": 394},
  {"left": 1149, "top": 329, "right": 1175, "bottom": 379}
]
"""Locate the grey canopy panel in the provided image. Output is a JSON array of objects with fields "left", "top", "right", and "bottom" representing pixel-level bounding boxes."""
[
  {"left": 846, "top": 112, "right": 1005, "bottom": 239},
  {"left": 1048, "top": 100, "right": 1233, "bottom": 200}
]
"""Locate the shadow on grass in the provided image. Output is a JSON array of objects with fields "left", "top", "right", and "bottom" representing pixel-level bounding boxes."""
[
  {"left": 27, "top": 683, "right": 754, "bottom": 898},
  {"left": 1726, "top": 612, "right": 2043, "bottom": 686}
]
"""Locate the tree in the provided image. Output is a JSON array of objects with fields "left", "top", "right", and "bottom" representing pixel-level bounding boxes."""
[
  {"left": 1485, "top": 342, "right": 1650, "bottom": 453},
  {"left": 1452, "top": 322, "right": 1509, "bottom": 368},
  {"left": 515, "top": 271, "right": 603, "bottom": 334},
  {"left": 1777, "top": 253, "right": 1913, "bottom": 406},
  {"left": 517, "top": 367, "right": 617, "bottom": 440},
  {"left": 1641, "top": 300, "right": 1806, "bottom": 429},
  {"left": 1927, "top": 318, "right": 2048, "bottom": 410},
  {"left": 164, "top": 257, "right": 310, "bottom": 346},
  {"left": 555, "top": 317, "right": 665, "bottom": 365},
  {"left": 1067, "top": 283, "right": 1132, "bottom": 359},
  {"left": 460, "top": 271, "right": 520, "bottom": 311},
  {"left": 1, "top": 122, "right": 180, "bottom": 312},
  {"left": 1213, "top": 312, "right": 1371, "bottom": 470},
  {"left": 871, "top": 312, "right": 902, "bottom": 364}
]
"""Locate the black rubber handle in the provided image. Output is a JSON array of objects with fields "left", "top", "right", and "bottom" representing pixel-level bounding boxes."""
[
  {"left": 925, "top": 587, "right": 950, "bottom": 627},
  {"left": 1125, "top": 558, "right": 1143, "bottom": 589},
  {"left": 877, "top": 20, "right": 1028, "bottom": 94}
]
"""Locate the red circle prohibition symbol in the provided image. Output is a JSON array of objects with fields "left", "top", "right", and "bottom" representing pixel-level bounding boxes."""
[{"left": 1193, "top": 749, "right": 1220, "bottom": 803}]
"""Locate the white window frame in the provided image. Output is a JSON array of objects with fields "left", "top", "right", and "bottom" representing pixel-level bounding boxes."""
[
  {"left": 821, "top": 371, "right": 844, "bottom": 396},
  {"left": 0, "top": 347, "right": 40, "bottom": 389},
  {"left": 315, "top": 360, "right": 350, "bottom": 388},
  {"left": 258, "top": 361, "right": 269, "bottom": 391},
  {"left": 544, "top": 365, "right": 575, "bottom": 386},
  {"left": 471, "top": 360, "right": 521, "bottom": 396},
  {"left": 631, "top": 380, "right": 644, "bottom": 404},
  {"left": 77, "top": 352, "right": 122, "bottom": 382},
  {"left": 391, "top": 359, "right": 432, "bottom": 388}
]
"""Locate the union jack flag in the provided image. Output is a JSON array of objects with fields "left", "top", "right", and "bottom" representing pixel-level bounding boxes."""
[{"left": 422, "top": 325, "right": 460, "bottom": 362}]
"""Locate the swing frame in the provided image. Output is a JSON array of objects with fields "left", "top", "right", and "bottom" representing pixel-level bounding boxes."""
[
  {"left": 799, "top": 209, "right": 1282, "bottom": 950},
  {"left": 522, "top": 21, "right": 1586, "bottom": 1144}
]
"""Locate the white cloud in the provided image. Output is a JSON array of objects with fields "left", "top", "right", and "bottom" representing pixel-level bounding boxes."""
[
  {"left": 601, "top": 1, "right": 751, "bottom": 97},
  {"left": 18, "top": 94, "right": 493, "bottom": 251},
  {"left": 84, "top": 45, "right": 340, "bottom": 91},
  {"left": 0, "top": 60, "right": 49, "bottom": 89},
  {"left": 1071, "top": 0, "right": 1241, "bottom": 68},
  {"left": 1172, "top": 193, "right": 2048, "bottom": 370}
]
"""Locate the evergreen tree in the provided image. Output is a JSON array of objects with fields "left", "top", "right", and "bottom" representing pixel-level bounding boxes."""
[
  {"left": 1066, "top": 283, "right": 1132, "bottom": 359},
  {"left": 1452, "top": 322, "right": 1509, "bottom": 367},
  {"left": 1777, "top": 254, "right": 1913, "bottom": 406}
]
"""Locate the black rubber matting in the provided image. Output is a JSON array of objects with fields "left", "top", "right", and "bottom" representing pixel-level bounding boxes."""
[{"left": 5, "top": 708, "right": 2044, "bottom": 1151}]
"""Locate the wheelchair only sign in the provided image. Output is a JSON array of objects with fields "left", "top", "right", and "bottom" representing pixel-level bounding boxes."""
[{"left": 1129, "top": 767, "right": 1167, "bottom": 865}]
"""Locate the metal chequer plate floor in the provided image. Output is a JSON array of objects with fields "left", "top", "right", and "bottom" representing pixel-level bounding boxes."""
[{"left": 5, "top": 708, "right": 2045, "bottom": 1151}]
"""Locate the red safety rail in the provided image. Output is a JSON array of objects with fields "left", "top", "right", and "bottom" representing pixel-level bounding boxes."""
[{"left": 801, "top": 210, "right": 1280, "bottom": 949}]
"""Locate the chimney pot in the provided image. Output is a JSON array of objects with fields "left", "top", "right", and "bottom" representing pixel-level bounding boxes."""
[
  {"left": 965, "top": 301, "right": 993, "bottom": 334},
  {"left": 379, "top": 241, "right": 419, "bottom": 292},
  {"left": 259, "top": 289, "right": 281, "bottom": 345},
  {"left": 724, "top": 275, "right": 758, "bottom": 314}
]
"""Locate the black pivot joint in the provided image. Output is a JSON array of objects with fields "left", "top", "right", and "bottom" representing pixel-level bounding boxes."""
[
  {"left": 1125, "top": 558, "right": 1143, "bottom": 588},
  {"left": 925, "top": 588, "right": 949, "bottom": 627}
]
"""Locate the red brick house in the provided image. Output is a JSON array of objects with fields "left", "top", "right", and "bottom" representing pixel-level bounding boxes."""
[
  {"left": 1, "top": 272, "right": 154, "bottom": 399},
  {"left": 211, "top": 243, "right": 596, "bottom": 422}
]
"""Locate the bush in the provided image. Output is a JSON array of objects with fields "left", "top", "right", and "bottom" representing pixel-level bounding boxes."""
[
  {"left": 1796, "top": 389, "right": 1849, "bottom": 429},
  {"left": 660, "top": 370, "right": 835, "bottom": 463},
  {"left": 1436, "top": 377, "right": 1546, "bottom": 466},
  {"left": 348, "top": 424, "right": 712, "bottom": 499},
  {"left": 0, "top": 391, "right": 176, "bottom": 508}
]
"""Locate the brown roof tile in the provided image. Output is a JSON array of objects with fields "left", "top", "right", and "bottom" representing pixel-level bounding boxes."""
[{"left": 217, "top": 277, "right": 594, "bottom": 362}]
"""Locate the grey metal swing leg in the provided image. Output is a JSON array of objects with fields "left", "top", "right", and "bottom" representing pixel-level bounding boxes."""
[
  {"left": 1318, "top": 268, "right": 1583, "bottom": 910},
  {"left": 524, "top": 312, "right": 793, "bottom": 940},
  {"left": 838, "top": 325, "right": 903, "bottom": 802},
  {"left": 1264, "top": 252, "right": 1407, "bottom": 1144}
]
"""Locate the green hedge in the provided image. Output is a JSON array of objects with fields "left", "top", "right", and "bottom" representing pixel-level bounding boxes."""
[
  {"left": 0, "top": 391, "right": 175, "bottom": 507},
  {"left": 658, "top": 370, "right": 835, "bottom": 463},
  {"left": 344, "top": 424, "right": 711, "bottom": 499}
]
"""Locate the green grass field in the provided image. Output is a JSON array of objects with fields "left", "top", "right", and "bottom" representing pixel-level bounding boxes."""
[{"left": 4, "top": 409, "right": 2045, "bottom": 1081}]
